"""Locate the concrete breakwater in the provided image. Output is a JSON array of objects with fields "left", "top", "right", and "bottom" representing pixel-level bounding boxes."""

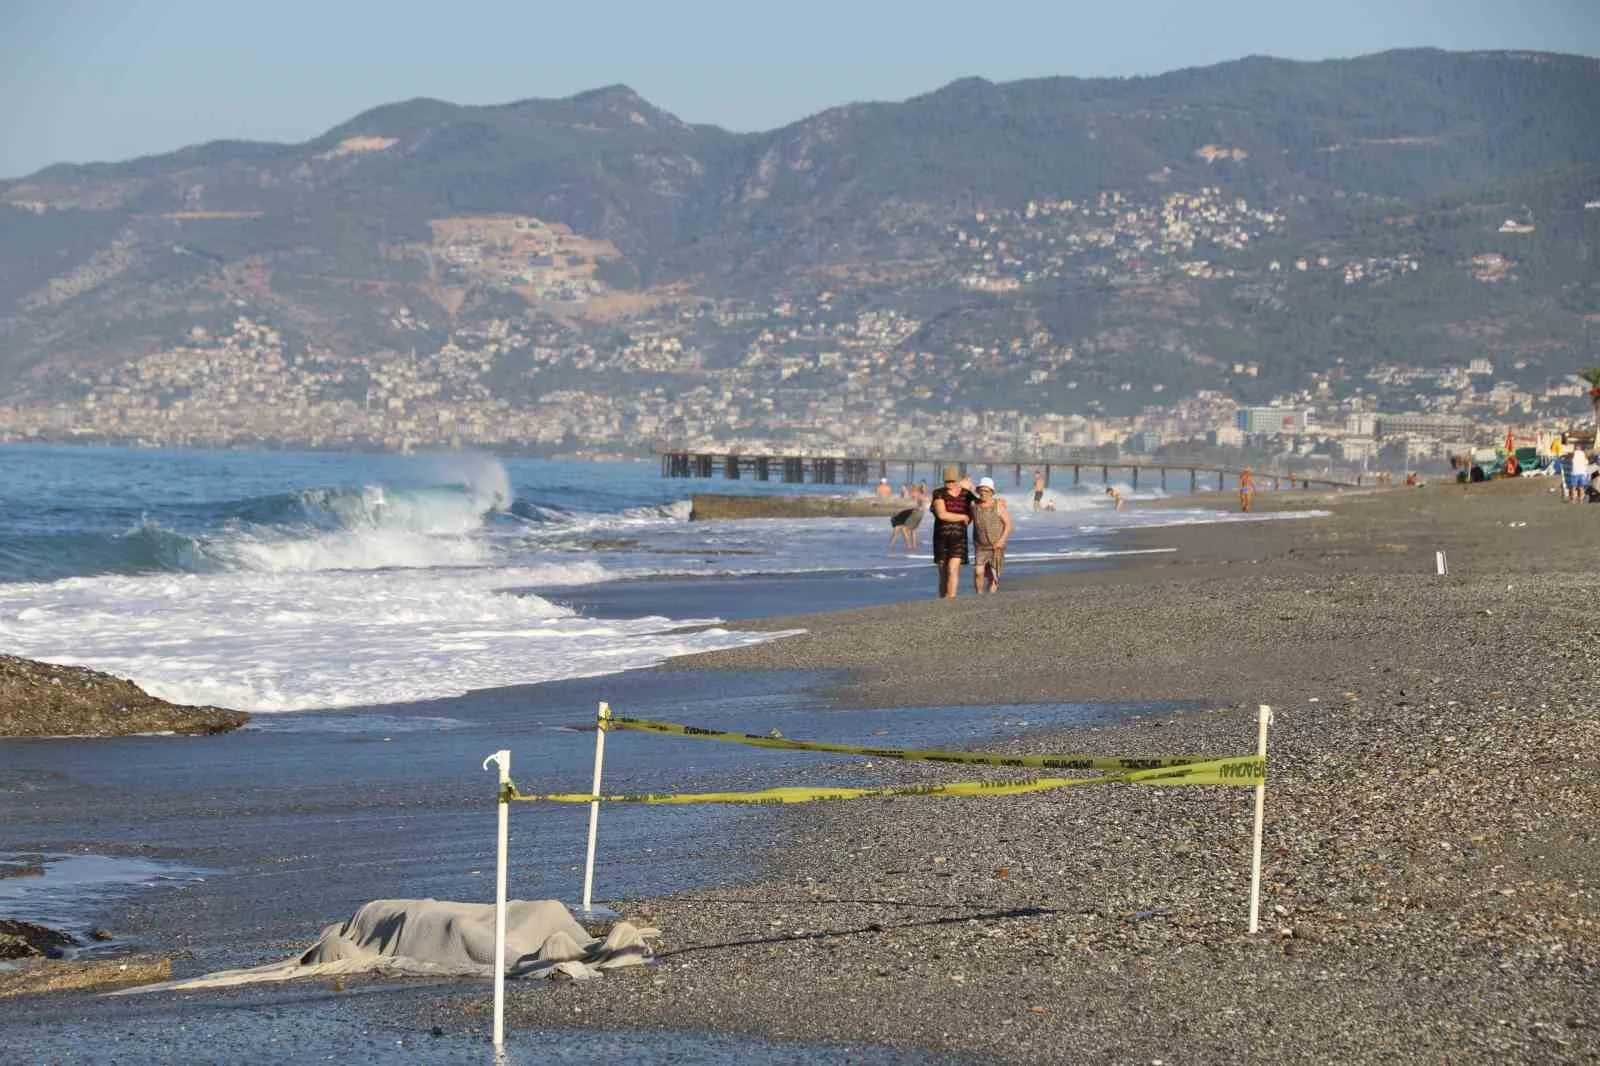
[{"left": 690, "top": 494, "right": 910, "bottom": 521}]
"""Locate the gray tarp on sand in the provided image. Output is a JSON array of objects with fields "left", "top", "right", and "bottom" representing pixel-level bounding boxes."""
[{"left": 118, "top": 898, "right": 656, "bottom": 993}]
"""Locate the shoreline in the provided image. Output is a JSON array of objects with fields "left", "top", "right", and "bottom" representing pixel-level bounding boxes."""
[{"left": 474, "top": 478, "right": 1598, "bottom": 1063}]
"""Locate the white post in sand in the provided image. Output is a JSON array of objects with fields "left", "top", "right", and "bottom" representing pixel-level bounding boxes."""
[
  {"left": 1435, "top": 551, "right": 1448, "bottom": 576},
  {"left": 580, "top": 702, "right": 611, "bottom": 917},
  {"left": 481, "top": 749, "right": 511, "bottom": 1047},
  {"left": 1247, "top": 705, "right": 1272, "bottom": 934}
]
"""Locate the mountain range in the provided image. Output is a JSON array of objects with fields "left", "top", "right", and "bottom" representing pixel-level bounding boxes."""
[{"left": 3, "top": 47, "right": 1598, "bottom": 418}]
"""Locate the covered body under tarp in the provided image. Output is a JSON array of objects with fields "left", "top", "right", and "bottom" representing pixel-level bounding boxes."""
[{"left": 116, "top": 898, "right": 655, "bottom": 994}]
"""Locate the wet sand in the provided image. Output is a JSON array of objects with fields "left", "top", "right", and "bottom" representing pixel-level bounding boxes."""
[
  {"left": 0, "top": 667, "right": 1095, "bottom": 1063},
  {"left": 475, "top": 478, "right": 1599, "bottom": 1064}
]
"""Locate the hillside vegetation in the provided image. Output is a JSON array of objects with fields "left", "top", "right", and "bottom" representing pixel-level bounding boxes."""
[{"left": 1, "top": 48, "right": 1597, "bottom": 414}]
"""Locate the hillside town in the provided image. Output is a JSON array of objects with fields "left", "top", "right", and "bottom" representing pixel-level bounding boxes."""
[
  {"left": 0, "top": 307, "right": 1585, "bottom": 471},
  {"left": 0, "top": 180, "right": 1590, "bottom": 469}
]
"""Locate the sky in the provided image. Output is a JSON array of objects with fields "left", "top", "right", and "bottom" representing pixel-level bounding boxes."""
[{"left": 2, "top": 0, "right": 1597, "bottom": 179}]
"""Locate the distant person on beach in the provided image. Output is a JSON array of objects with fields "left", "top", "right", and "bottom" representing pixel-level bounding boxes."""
[
  {"left": 971, "top": 477, "right": 1013, "bottom": 594},
  {"left": 915, "top": 480, "right": 929, "bottom": 506},
  {"left": 875, "top": 478, "right": 893, "bottom": 499},
  {"left": 889, "top": 504, "right": 924, "bottom": 549},
  {"left": 1105, "top": 486, "right": 1124, "bottom": 512},
  {"left": 1031, "top": 470, "right": 1046, "bottom": 511},
  {"left": 931, "top": 466, "right": 975, "bottom": 598},
  {"left": 1569, "top": 445, "right": 1589, "bottom": 503},
  {"left": 1238, "top": 468, "right": 1255, "bottom": 512}
]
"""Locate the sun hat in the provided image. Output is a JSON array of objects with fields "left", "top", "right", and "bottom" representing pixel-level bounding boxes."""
[
  {"left": 941, "top": 466, "right": 960, "bottom": 482},
  {"left": 977, "top": 477, "right": 995, "bottom": 490}
]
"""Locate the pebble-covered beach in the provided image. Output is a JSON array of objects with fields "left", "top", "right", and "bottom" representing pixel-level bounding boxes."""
[{"left": 471, "top": 479, "right": 1598, "bottom": 1064}]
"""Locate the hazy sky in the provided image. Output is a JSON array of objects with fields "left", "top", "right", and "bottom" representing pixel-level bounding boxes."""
[{"left": 3, "top": 0, "right": 1597, "bottom": 179}]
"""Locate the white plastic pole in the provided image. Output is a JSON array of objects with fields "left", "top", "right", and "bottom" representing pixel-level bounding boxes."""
[
  {"left": 481, "top": 749, "right": 511, "bottom": 1047},
  {"left": 581, "top": 702, "right": 611, "bottom": 914},
  {"left": 1247, "top": 705, "right": 1272, "bottom": 934},
  {"left": 1435, "top": 551, "right": 1447, "bottom": 576}
]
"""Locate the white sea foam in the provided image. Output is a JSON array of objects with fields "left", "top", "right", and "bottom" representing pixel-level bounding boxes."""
[
  {"left": 410, "top": 451, "right": 514, "bottom": 513},
  {"left": 0, "top": 566, "right": 792, "bottom": 713},
  {"left": 215, "top": 527, "right": 492, "bottom": 572},
  {"left": 1003, "top": 547, "right": 1178, "bottom": 561}
]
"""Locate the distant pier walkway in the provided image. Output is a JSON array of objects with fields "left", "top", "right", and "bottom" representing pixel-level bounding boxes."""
[{"left": 656, "top": 450, "right": 1366, "bottom": 492}]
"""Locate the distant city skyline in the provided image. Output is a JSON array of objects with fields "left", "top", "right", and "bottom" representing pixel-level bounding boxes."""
[{"left": 3, "top": 0, "right": 1598, "bottom": 179}]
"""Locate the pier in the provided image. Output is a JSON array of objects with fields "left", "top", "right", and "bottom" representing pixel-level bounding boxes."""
[{"left": 656, "top": 449, "right": 1366, "bottom": 492}]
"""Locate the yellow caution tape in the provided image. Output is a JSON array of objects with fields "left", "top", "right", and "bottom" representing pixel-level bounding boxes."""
[
  {"left": 501, "top": 756, "right": 1262, "bottom": 806},
  {"left": 606, "top": 715, "right": 1223, "bottom": 773}
]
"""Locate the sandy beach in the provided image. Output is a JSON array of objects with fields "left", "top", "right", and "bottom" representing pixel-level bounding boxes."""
[{"left": 471, "top": 478, "right": 1599, "bottom": 1064}]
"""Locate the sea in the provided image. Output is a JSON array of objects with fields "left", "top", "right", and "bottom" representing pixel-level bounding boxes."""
[
  {"left": 0, "top": 443, "right": 1289, "bottom": 1064},
  {"left": 0, "top": 444, "right": 1260, "bottom": 713}
]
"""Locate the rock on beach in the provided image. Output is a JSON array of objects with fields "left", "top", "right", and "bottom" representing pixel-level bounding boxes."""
[
  {"left": 689, "top": 493, "right": 908, "bottom": 521},
  {"left": 0, "top": 955, "right": 173, "bottom": 999},
  {"left": 0, "top": 658, "right": 240, "bottom": 995},
  {"left": 0, "top": 655, "right": 247, "bottom": 738}
]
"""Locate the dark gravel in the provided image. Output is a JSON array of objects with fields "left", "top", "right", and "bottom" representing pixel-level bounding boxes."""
[{"left": 435, "top": 479, "right": 1600, "bottom": 1064}]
